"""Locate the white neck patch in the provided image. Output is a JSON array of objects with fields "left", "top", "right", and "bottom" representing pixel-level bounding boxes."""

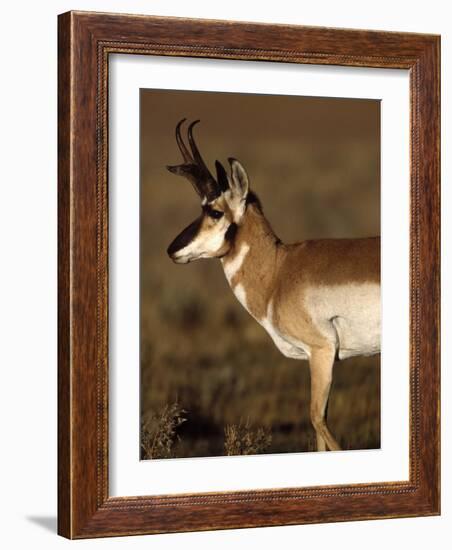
[{"left": 222, "top": 242, "right": 250, "bottom": 285}]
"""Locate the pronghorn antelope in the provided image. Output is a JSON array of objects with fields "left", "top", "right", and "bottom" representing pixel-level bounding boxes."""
[{"left": 166, "top": 119, "right": 380, "bottom": 452}]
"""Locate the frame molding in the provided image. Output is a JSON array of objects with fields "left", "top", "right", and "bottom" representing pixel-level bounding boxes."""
[{"left": 58, "top": 11, "right": 440, "bottom": 538}]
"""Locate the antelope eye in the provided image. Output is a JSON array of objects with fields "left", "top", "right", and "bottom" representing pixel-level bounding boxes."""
[{"left": 208, "top": 209, "right": 224, "bottom": 220}]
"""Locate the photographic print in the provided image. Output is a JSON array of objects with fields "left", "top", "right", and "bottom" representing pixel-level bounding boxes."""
[
  {"left": 140, "top": 89, "right": 381, "bottom": 460},
  {"left": 58, "top": 12, "right": 440, "bottom": 536}
]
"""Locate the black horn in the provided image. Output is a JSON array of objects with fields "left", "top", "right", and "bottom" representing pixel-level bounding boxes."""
[
  {"left": 175, "top": 118, "right": 192, "bottom": 163},
  {"left": 187, "top": 120, "right": 205, "bottom": 166},
  {"left": 167, "top": 119, "right": 221, "bottom": 202}
]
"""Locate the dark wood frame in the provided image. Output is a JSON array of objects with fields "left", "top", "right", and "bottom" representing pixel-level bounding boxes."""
[{"left": 58, "top": 11, "right": 440, "bottom": 539}]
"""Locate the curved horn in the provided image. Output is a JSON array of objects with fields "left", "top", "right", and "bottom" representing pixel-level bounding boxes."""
[
  {"left": 167, "top": 120, "right": 221, "bottom": 202},
  {"left": 175, "top": 118, "right": 192, "bottom": 163},
  {"left": 187, "top": 120, "right": 204, "bottom": 166},
  {"left": 187, "top": 120, "right": 219, "bottom": 201}
]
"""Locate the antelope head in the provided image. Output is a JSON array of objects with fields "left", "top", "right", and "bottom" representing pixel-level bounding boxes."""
[{"left": 166, "top": 119, "right": 250, "bottom": 264}]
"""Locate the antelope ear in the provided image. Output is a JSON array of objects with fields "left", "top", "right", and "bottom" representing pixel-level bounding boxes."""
[{"left": 228, "top": 158, "right": 249, "bottom": 200}]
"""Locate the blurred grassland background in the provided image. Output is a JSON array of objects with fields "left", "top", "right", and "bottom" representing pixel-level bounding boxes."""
[{"left": 140, "top": 88, "right": 380, "bottom": 459}]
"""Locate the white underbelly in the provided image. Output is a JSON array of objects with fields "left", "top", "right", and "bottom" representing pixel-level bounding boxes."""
[
  {"left": 308, "top": 282, "right": 381, "bottom": 360},
  {"left": 262, "top": 283, "right": 380, "bottom": 361},
  {"left": 333, "top": 315, "right": 380, "bottom": 359}
]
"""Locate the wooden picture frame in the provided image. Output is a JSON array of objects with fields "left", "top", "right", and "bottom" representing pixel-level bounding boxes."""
[{"left": 58, "top": 11, "right": 440, "bottom": 539}]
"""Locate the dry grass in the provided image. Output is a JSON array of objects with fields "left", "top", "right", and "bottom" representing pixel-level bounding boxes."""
[
  {"left": 224, "top": 420, "right": 272, "bottom": 456},
  {"left": 140, "top": 402, "right": 187, "bottom": 459}
]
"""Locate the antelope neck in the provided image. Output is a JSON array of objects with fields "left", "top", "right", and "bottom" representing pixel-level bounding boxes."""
[{"left": 221, "top": 204, "right": 282, "bottom": 320}]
